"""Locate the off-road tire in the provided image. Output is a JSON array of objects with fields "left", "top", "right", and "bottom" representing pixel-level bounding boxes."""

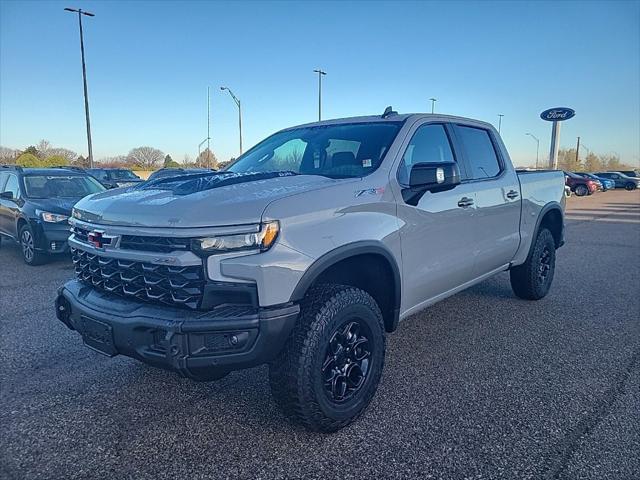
[
  {"left": 19, "top": 224, "right": 46, "bottom": 266},
  {"left": 510, "top": 228, "right": 556, "bottom": 300},
  {"left": 575, "top": 184, "right": 588, "bottom": 196},
  {"left": 269, "top": 284, "right": 385, "bottom": 432}
]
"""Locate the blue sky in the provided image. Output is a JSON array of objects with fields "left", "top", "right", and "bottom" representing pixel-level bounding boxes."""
[{"left": 1, "top": 0, "right": 639, "bottom": 167}]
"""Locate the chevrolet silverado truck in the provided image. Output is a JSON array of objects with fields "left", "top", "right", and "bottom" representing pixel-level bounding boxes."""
[{"left": 55, "top": 109, "right": 565, "bottom": 432}]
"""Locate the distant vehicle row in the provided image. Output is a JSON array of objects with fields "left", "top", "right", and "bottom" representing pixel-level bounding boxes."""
[{"left": 565, "top": 171, "right": 638, "bottom": 196}]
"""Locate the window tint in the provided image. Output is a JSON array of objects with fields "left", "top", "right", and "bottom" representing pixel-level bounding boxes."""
[
  {"left": 0, "top": 172, "right": 8, "bottom": 191},
  {"left": 456, "top": 126, "right": 501, "bottom": 180},
  {"left": 4, "top": 174, "right": 20, "bottom": 197},
  {"left": 397, "top": 124, "right": 454, "bottom": 185}
]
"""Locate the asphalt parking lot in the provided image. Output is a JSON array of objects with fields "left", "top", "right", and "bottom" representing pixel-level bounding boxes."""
[{"left": 1, "top": 189, "right": 639, "bottom": 480}]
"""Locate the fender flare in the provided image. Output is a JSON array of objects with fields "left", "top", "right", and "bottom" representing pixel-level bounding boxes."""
[
  {"left": 532, "top": 202, "right": 564, "bottom": 250},
  {"left": 289, "top": 240, "right": 402, "bottom": 332}
]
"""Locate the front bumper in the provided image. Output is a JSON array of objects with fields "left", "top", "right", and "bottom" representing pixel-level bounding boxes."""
[
  {"left": 32, "top": 220, "right": 71, "bottom": 254},
  {"left": 56, "top": 280, "right": 299, "bottom": 380}
]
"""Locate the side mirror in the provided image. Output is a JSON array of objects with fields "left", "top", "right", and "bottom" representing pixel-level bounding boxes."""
[
  {"left": 409, "top": 161, "right": 461, "bottom": 192},
  {"left": 0, "top": 191, "right": 14, "bottom": 200}
]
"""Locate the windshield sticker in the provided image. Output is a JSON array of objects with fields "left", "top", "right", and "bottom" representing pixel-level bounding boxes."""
[{"left": 362, "top": 159, "right": 372, "bottom": 168}]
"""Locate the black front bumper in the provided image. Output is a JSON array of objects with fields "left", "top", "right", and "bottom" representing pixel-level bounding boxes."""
[
  {"left": 32, "top": 220, "right": 71, "bottom": 254},
  {"left": 56, "top": 280, "right": 299, "bottom": 380}
]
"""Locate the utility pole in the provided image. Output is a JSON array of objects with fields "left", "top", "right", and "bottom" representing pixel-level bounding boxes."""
[
  {"left": 575, "top": 136, "right": 581, "bottom": 167},
  {"left": 313, "top": 69, "right": 327, "bottom": 121},
  {"left": 498, "top": 114, "right": 504, "bottom": 134},
  {"left": 64, "top": 7, "right": 95, "bottom": 167},
  {"left": 207, "top": 87, "right": 210, "bottom": 161},
  {"left": 429, "top": 98, "right": 437, "bottom": 114},
  {"left": 220, "top": 87, "right": 243, "bottom": 155},
  {"left": 526, "top": 133, "right": 540, "bottom": 169}
]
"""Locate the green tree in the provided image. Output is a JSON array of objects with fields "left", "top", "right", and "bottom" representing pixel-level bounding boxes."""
[
  {"left": 16, "top": 153, "right": 42, "bottom": 167},
  {"left": 163, "top": 154, "right": 179, "bottom": 168},
  {"left": 23, "top": 146, "right": 38, "bottom": 157},
  {"left": 45, "top": 155, "right": 68, "bottom": 167}
]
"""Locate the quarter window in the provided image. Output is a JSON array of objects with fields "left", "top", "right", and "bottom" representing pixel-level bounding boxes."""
[
  {"left": 397, "top": 124, "right": 454, "bottom": 185},
  {"left": 456, "top": 126, "right": 501, "bottom": 180}
]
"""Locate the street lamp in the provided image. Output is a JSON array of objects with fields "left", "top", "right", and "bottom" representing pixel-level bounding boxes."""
[
  {"left": 429, "top": 98, "right": 437, "bottom": 114},
  {"left": 498, "top": 114, "right": 504, "bottom": 134},
  {"left": 313, "top": 69, "right": 327, "bottom": 121},
  {"left": 526, "top": 133, "right": 540, "bottom": 169},
  {"left": 220, "top": 87, "right": 243, "bottom": 155},
  {"left": 64, "top": 7, "right": 95, "bottom": 167}
]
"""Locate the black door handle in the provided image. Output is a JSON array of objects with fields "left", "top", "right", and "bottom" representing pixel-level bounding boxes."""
[
  {"left": 506, "top": 190, "right": 519, "bottom": 199},
  {"left": 458, "top": 197, "right": 474, "bottom": 208}
]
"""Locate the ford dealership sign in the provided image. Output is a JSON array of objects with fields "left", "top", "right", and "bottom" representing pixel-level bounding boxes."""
[{"left": 540, "top": 107, "right": 575, "bottom": 122}]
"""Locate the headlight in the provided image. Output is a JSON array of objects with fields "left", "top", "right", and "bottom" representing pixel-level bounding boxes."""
[
  {"left": 192, "top": 221, "right": 280, "bottom": 255},
  {"left": 37, "top": 210, "right": 69, "bottom": 223}
]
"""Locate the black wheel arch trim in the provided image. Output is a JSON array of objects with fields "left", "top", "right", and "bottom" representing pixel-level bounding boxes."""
[
  {"left": 533, "top": 202, "right": 564, "bottom": 250},
  {"left": 289, "top": 240, "right": 401, "bottom": 332}
]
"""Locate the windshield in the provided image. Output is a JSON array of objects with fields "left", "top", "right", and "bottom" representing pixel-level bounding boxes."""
[
  {"left": 23, "top": 175, "right": 105, "bottom": 198},
  {"left": 227, "top": 122, "right": 403, "bottom": 179},
  {"left": 112, "top": 170, "right": 139, "bottom": 180}
]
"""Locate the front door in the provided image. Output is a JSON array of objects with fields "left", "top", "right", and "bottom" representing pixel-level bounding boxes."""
[{"left": 393, "top": 122, "right": 479, "bottom": 315}]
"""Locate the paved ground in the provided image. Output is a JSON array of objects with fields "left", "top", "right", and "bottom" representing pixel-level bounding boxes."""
[{"left": 1, "top": 190, "right": 639, "bottom": 480}]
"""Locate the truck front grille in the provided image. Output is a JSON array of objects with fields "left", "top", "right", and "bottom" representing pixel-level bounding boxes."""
[
  {"left": 71, "top": 248, "right": 205, "bottom": 309},
  {"left": 120, "top": 235, "right": 191, "bottom": 253}
]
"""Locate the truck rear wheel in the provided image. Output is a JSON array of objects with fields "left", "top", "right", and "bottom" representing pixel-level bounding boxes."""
[
  {"left": 510, "top": 228, "right": 556, "bottom": 300},
  {"left": 269, "top": 284, "right": 385, "bottom": 432}
]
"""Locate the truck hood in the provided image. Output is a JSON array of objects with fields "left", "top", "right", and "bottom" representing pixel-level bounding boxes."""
[{"left": 72, "top": 172, "right": 337, "bottom": 228}]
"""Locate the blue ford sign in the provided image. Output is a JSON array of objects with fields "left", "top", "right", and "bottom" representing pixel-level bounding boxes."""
[{"left": 540, "top": 107, "right": 575, "bottom": 122}]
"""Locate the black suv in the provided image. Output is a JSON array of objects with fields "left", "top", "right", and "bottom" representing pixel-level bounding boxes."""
[
  {"left": 0, "top": 166, "right": 105, "bottom": 265},
  {"left": 86, "top": 168, "right": 143, "bottom": 189}
]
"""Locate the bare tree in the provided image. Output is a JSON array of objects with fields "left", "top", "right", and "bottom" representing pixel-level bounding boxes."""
[
  {"left": 182, "top": 154, "right": 193, "bottom": 166},
  {"left": 127, "top": 146, "right": 165, "bottom": 169},
  {"left": 48, "top": 147, "right": 78, "bottom": 163},
  {"left": 36, "top": 139, "right": 52, "bottom": 159},
  {"left": 196, "top": 148, "right": 218, "bottom": 168},
  {"left": 0, "top": 146, "right": 19, "bottom": 164}
]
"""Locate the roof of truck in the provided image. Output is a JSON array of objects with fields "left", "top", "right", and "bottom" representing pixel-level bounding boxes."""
[{"left": 285, "top": 112, "right": 495, "bottom": 131}]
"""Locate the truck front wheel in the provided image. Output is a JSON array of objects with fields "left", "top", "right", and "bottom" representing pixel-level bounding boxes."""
[
  {"left": 269, "top": 284, "right": 385, "bottom": 432},
  {"left": 510, "top": 228, "right": 556, "bottom": 300}
]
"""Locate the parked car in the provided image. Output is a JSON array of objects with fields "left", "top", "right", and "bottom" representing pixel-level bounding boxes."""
[
  {"left": 146, "top": 168, "right": 213, "bottom": 182},
  {"left": 0, "top": 166, "right": 105, "bottom": 265},
  {"left": 56, "top": 110, "right": 566, "bottom": 432},
  {"left": 594, "top": 172, "right": 640, "bottom": 190},
  {"left": 575, "top": 172, "right": 614, "bottom": 191},
  {"left": 564, "top": 171, "right": 597, "bottom": 196},
  {"left": 87, "top": 168, "right": 143, "bottom": 189}
]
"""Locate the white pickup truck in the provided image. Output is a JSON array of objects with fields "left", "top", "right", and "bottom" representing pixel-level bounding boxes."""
[{"left": 56, "top": 109, "right": 566, "bottom": 432}]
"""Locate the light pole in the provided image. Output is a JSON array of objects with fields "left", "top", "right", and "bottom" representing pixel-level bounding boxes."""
[
  {"left": 220, "top": 87, "right": 243, "bottom": 155},
  {"left": 526, "top": 133, "right": 540, "bottom": 169},
  {"left": 313, "top": 69, "right": 327, "bottom": 121},
  {"left": 429, "top": 98, "right": 437, "bottom": 114},
  {"left": 498, "top": 114, "right": 504, "bottom": 134},
  {"left": 64, "top": 7, "right": 95, "bottom": 167},
  {"left": 198, "top": 137, "right": 209, "bottom": 167},
  {"left": 207, "top": 87, "right": 210, "bottom": 157}
]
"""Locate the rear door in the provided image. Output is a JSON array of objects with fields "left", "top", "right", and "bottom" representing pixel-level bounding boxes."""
[{"left": 452, "top": 124, "right": 521, "bottom": 277}]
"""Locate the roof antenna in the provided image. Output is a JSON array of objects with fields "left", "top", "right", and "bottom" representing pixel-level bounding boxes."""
[{"left": 381, "top": 106, "right": 397, "bottom": 118}]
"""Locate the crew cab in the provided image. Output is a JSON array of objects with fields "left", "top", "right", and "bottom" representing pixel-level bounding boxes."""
[{"left": 55, "top": 110, "right": 565, "bottom": 432}]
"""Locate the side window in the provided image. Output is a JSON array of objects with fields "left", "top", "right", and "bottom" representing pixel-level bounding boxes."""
[
  {"left": 0, "top": 172, "right": 8, "bottom": 191},
  {"left": 397, "top": 124, "right": 454, "bottom": 185},
  {"left": 611, "top": 174, "right": 619, "bottom": 179},
  {"left": 456, "top": 126, "right": 501, "bottom": 180},
  {"left": 4, "top": 174, "right": 20, "bottom": 197}
]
